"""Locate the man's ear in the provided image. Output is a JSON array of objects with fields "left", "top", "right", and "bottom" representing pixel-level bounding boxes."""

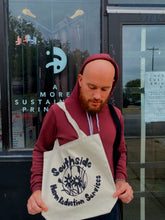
[{"left": 78, "top": 74, "right": 83, "bottom": 87}]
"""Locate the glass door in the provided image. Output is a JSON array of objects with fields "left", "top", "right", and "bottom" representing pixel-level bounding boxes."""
[
  {"left": 123, "top": 24, "right": 165, "bottom": 220},
  {"left": 108, "top": 11, "right": 165, "bottom": 220}
]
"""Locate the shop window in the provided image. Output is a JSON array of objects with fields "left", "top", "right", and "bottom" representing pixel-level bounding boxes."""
[{"left": 9, "top": 0, "right": 100, "bottom": 149}]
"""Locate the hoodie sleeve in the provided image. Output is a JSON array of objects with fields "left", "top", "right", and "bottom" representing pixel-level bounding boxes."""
[
  {"left": 114, "top": 108, "right": 128, "bottom": 182},
  {"left": 30, "top": 105, "right": 57, "bottom": 192}
]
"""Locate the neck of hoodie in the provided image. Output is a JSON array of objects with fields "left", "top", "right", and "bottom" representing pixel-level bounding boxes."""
[{"left": 86, "top": 113, "right": 100, "bottom": 135}]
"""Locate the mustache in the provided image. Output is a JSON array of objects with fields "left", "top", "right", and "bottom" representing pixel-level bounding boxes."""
[{"left": 89, "top": 99, "right": 102, "bottom": 103}]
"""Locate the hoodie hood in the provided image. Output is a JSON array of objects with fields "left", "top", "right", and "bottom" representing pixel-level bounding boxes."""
[
  {"left": 65, "top": 53, "right": 119, "bottom": 108},
  {"left": 79, "top": 53, "right": 119, "bottom": 95}
]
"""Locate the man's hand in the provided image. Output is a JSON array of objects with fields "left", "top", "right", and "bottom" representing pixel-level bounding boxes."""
[
  {"left": 113, "top": 180, "right": 133, "bottom": 204},
  {"left": 27, "top": 190, "right": 48, "bottom": 215}
]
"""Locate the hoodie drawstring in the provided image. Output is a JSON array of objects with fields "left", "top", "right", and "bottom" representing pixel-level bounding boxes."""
[
  {"left": 96, "top": 114, "right": 100, "bottom": 132},
  {"left": 86, "top": 113, "right": 100, "bottom": 135}
]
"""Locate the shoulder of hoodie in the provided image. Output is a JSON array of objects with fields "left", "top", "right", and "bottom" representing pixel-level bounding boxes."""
[
  {"left": 43, "top": 103, "right": 63, "bottom": 120},
  {"left": 111, "top": 105, "right": 123, "bottom": 121},
  {"left": 48, "top": 102, "right": 63, "bottom": 113}
]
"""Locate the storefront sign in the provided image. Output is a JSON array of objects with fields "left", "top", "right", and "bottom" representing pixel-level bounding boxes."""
[
  {"left": 46, "top": 47, "right": 67, "bottom": 74},
  {"left": 13, "top": 84, "right": 70, "bottom": 113},
  {"left": 145, "top": 71, "right": 165, "bottom": 122},
  {"left": 13, "top": 46, "right": 68, "bottom": 113}
]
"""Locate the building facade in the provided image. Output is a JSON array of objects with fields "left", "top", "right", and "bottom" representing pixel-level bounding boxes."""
[{"left": 0, "top": 0, "right": 165, "bottom": 219}]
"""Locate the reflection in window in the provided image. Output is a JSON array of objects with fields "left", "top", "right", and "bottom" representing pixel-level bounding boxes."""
[
  {"left": 123, "top": 25, "right": 165, "bottom": 136},
  {"left": 9, "top": 0, "right": 100, "bottom": 148}
]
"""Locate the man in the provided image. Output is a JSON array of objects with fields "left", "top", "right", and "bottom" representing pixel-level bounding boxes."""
[{"left": 27, "top": 53, "right": 133, "bottom": 219}]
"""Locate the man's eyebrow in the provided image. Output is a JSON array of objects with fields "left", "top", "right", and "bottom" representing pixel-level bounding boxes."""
[
  {"left": 87, "top": 83, "right": 96, "bottom": 86},
  {"left": 87, "top": 83, "right": 112, "bottom": 89},
  {"left": 102, "top": 85, "right": 112, "bottom": 88}
]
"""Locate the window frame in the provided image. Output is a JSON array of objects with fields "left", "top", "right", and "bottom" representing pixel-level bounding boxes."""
[{"left": 0, "top": 0, "right": 12, "bottom": 152}]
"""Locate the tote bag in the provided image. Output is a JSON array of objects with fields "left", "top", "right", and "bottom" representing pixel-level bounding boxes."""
[{"left": 42, "top": 102, "right": 117, "bottom": 220}]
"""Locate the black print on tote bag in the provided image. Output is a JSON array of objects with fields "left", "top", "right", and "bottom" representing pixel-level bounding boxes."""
[{"left": 50, "top": 156, "right": 101, "bottom": 206}]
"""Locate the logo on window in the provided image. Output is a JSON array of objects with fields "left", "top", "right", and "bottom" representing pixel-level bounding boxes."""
[{"left": 46, "top": 47, "right": 67, "bottom": 74}]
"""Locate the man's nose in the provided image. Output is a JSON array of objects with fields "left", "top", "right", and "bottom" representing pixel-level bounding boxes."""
[{"left": 93, "top": 90, "right": 101, "bottom": 100}]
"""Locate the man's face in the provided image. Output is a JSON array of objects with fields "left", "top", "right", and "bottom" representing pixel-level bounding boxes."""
[{"left": 78, "top": 59, "right": 115, "bottom": 115}]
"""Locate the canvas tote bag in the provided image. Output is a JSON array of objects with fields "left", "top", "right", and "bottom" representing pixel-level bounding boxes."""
[{"left": 42, "top": 102, "right": 117, "bottom": 220}]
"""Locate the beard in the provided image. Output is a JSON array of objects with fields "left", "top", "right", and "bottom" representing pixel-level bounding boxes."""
[{"left": 79, "top": 88, "right": 109, "bottom": 115}]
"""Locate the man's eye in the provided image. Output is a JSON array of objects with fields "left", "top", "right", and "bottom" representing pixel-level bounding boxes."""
[
  {"left": 101, "top": 88, "right": 108, "bottom": 91},
  {"left": 88, "top": 85, "right": 96, "bottom": 89}
]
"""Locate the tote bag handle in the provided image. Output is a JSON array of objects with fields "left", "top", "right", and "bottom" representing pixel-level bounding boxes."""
[{"left": 57, "top": 102, "right": 86, "bottom": 139}]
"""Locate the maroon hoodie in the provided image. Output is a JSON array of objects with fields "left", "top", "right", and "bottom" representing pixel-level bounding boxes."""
[{"left": 30, "top": 54, "right": 127, "bottom": 192}]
